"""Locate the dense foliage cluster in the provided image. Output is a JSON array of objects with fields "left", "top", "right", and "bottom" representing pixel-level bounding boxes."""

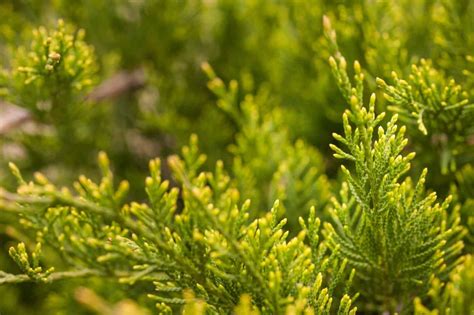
[{"left": 0, "top": 1, "right": 472, "bottom": 314}]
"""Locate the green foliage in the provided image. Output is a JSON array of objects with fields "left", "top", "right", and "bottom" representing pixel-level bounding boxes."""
[
  {"left": 0, "top": 19, "right": 108, "bottom": 185},
  {"left": 0, "top": 139, "right": 356, "bottom": 314},
  {"left": 414, "top": 255, "right": 474, "bottom": 315},
  {"left": 431, "top": 0, "right": 474, "bottom": 91},
  {"left": 10, "top": 19, "right": 97, "bottom": 104},
  {"left": 0, "top": 1, "right": 473, "bottom": 314},
  {"left": 377, "top": 60, "right": 474, "bottom": 174},
  {"left": 326, "top": 57, "right": 465, "bottom": 314},
  {"left": 203, "top": 65, "right": 331, "bottom": 227},
  {"left": 455, "top": 164, "right": 474, "bottom": 251}
]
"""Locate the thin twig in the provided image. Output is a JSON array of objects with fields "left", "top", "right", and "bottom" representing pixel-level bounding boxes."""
[
  {"left": 86, "top": 68, "right": 146, "bottom": 102},
  {"left": 0, "top": 101, "right": 31, "bottom": 134}
]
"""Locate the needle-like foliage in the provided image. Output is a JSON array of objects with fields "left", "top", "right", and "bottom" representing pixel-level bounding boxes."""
[
  {"left": 377, "top": 60, "right": 474, "bottom": 174},
  {"left": 414, "top": 255, "right": 474, "bottom": 315},
  {"left": 0, "top": 137, "right": 356, "bottom": 314},
  {"left": 326, "top": 55, "right": 466, "bottom": 314},
  {"left": 202, "top": 64, "right": 331, "bottom": 228},
  {"left": 0, "top": 2, "right": 473, "bottom": 314}
]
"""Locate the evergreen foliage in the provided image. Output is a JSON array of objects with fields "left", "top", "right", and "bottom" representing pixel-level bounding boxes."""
[
  {"left": 414, "top": 255, "right": 474, "bottom": 315},
  {"left": 327, "top": 56, "right": 465, "bottom": 313},
  {"left": 0, "top": 1, "right": 473, "bottom": 314},
  {"left": 0, "top": 139, "right": 355, "bottom": 314},
  {"left": 203, "top": 64, "right": 331, "bottom": 228},
  {"left": 376, "top": 60, "right": 474, "bottom": 174}
]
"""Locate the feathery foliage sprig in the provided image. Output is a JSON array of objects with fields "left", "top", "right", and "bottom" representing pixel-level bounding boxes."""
[
  {"left": 0, "top": 136, "right": 356, "bottom": 314},
  {"left": 414, "top": 255, "right": 474, "bottom": 315},
  {"left": 376, "top": 60, "right": 474, "bottom": 174},
  {"left": 203, "top": 63, "right": 331, "bottom": 228},
  {"left": 326, "top": 55, "right": 466, "bottom": 314},
  {"left": 4, "top": 19, "right": 97, "bottom": 113},
  {"left": 0, "top": 2, "right": 473, "bottom": 314},
  {"left": 0, "top": 19, "right": 107, "bottom": 185}
]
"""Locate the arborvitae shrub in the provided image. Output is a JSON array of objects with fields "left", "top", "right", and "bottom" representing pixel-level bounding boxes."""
[{"left": 0, "top": 1, "right": 473, "bottom": 314}]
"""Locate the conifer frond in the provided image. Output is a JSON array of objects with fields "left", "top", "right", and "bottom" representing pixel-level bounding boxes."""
[
  {"left": 414, "top": 255, "right": 474, "bottom": 315},
  {"left": 327, "top": 56, "right": 466, "bottom": 314},
  {"left": 377, "top": 60, "right": 474, "bottom": 173},
  {"left": 9, "top": 19, "right": 98, "bottom": 110},
  {"left": 0, "top": 139, "right": 356, "bottom": 314},
  {"left": 203, "top": 65, "right": 331, "bottom": 228},
  {"left": 0, "top": 3, "right": 472, "bottom": 314}
]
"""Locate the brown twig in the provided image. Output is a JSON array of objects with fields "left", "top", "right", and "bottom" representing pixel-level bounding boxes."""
[
  {"left": 0, "top": 68, "right": 146, "bottom": 135},
  {"left": 86, "top": 68, "right": 146, "bottom": 102},
  {"left": 0, "top": 101, "right": 31, "bottom": 134}
]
